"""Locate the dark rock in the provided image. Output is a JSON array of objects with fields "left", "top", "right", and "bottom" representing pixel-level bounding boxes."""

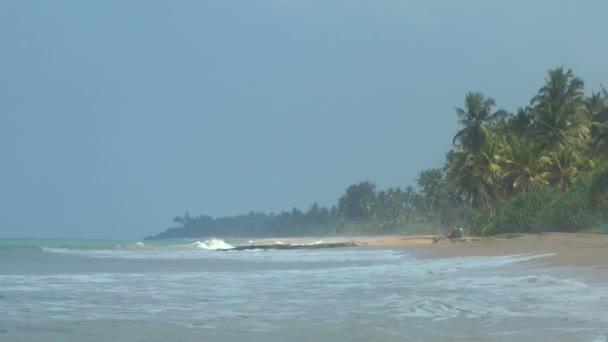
[{"left": 223, "top": 241, "right": 361, "bottom": 251}]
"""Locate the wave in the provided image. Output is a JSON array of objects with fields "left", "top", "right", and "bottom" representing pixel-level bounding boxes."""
[
  {"left": 40, "top": 246, "right": 71, "bottom": 254},
  {"left": 39, "top": 246, "right": 127, "bottom": 258},
  {"left": 39, "top": 239, "right": 234, "bottom": 258},
  {"left": 290, "top": 240, "right": 324, "bottom": 246},
  {"left": 39, "top": 241, "right": 148, "bottom": 254},
  {"left": 191, "top": 239, "right": 234, "bottom": 250}
]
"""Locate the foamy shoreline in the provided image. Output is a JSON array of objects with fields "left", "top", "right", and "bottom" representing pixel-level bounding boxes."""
[{"left": 232, "top": 233, "right": 608, "bottom": 269}]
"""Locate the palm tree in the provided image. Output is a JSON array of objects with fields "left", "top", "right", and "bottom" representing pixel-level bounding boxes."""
[
  {"left": 545, "top": 147, "right": 594, "bottom": 191},
  {"left": 509, "top": 107, "right": 535, "bottom": 138},
  {"left": 453, "top": 92, "right": 508, "bottom": 153},
  {"left": 337, "top": 181, "right": 377, "bottom": 221},
  {"left": 403, "top": 185, "right": 423, "bottom": 222},
  {"left": 417, "top": 169, "right": 445, "bottom": 210},
  {"left": 376, "top": 187, "right": 409, "bottom": 227},
  {"left": 448, "top": 92, "right": 507, "bottom": 216},
  {"left": 497, "top": 136, "right": 551, "bottom": 193},
  {"left": 587, "top": 87, "right": 608, "bottom": 158},
  {"left": 445, "top": 143, "right": 503, "bottom": 216},
  {"left": 531, "top": 67, "right": 589, "bottom": 152}
]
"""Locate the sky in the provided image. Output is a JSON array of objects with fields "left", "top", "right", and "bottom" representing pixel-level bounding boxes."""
[{"left": 1, "top": 0, "right": 607, "bottom": 239}]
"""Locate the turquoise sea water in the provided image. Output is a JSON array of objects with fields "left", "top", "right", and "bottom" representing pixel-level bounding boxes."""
[{"left": 1, "top": 238, "right": 607, "bottom": 341}]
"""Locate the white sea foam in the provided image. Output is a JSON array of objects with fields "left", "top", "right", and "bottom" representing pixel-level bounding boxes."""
[
  {"left": 291, "top": 240, "right": 324, "bottom": 246},
  {"left": 40, "top": 246, "right": 131, "bottom": 258},
  {"left": 40, "top": 246, "right": 69, "bottom": 254},
  {"left": 4, "top": 249, "right": 608, "bottom": 341},
  {"left": 40, "top": 238, "right": 234, "bottom": 258},
  {"left": 192, "top": 239, "right": 233, "bottom": 250}
]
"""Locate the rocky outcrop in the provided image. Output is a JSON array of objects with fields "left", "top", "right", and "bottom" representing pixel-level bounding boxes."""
[{"left": 221, "top": 241, "right": 362, "bottom": 251}]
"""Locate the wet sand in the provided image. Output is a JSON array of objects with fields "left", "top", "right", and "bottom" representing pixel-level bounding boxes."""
[
  {"left": 242, "top": 233, "right": 608, "bottom": 269},
  {"left": 367, "top": 233, "right": 608, "bottom": 269}
]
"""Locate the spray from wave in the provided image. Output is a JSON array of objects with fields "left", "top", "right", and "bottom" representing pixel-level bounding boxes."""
[{"left": 191, "top": 239, "right": 234, "bottom": 250}]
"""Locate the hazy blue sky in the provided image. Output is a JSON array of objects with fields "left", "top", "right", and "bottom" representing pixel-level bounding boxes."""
[{"left": 1, "top": 0, "right": 607, "bottom": 239}]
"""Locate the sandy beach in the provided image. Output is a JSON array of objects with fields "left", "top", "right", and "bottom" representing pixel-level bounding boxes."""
[
  {"left": 5, "top": 236, "right": 608, "bottom": 340},
  {"left": 241, "top": 233, "right": 608, "bottom": 269},
  {"left": 369, "top": 233, "right": 608, "bottom": 269}
]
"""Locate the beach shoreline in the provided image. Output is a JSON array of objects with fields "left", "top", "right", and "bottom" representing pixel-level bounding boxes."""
[
  {"left": 236, "top": 233, "right": 608, "bottom": 269},
  {"left": 403, "top": 232, "right": 608, "bottom": 269}
]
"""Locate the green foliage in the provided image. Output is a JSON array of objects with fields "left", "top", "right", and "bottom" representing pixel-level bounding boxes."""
[
  {"left": 453, "top": 92, "right": 506, "bottom": 153},
  {"left": 531, "top": 67, "right": 589, "bottom": 152},
  {"left": 149, "top": 67, "right": 608, "bottom": 239},
  {"left": 148, "top": 206, "right": 340, "bottom": 239},
  {"left": 489, "top": 186, "right": 557, "bottom": 235},
  {"left": 482, "top": 169, "right": 608, "bottom": 236},
  {"left": 590, "top": 164, "right": 608, "bottom": 216},
  {"left": 445, "top": 67, "right": 606, "bottom": 235},
  {"left": 533, "top": 174, "right": 596, "bottom": 232},
  {"left": 416, "top": 168, "right": 459, "bottom": 224},
  {"left": 338, "top": 181, "right": 378, "bottom": 221},
  {"left": 497, "top": 136, "right": 550, "bottom": 193},
  {"left": 445, "top": 143, "right": 503, "bottom": 216}
]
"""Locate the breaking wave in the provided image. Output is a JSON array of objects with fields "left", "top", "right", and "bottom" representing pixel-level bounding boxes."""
[
  {"left": 191, "top": 239, "right": 234, "bottom": 250},
  {"left": 291, "top": 240, "right": 324, "bottom": 246},
  {"left": 38, "top": 238, "right": 237, "bottom": 259}
]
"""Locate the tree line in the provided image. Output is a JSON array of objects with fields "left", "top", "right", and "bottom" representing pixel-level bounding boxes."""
[{"left": 147, "top": 67, "right": 608, "bottom": 239}]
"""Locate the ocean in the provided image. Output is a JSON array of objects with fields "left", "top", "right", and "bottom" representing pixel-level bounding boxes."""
[{"left": 1, "top": 238, "right": 607, "bottom": 341}]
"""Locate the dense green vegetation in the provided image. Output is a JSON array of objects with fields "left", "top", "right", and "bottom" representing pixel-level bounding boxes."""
[
  {"left": 147, "top": 67, "right": 608, "bottom": 239},
  {"left": 444, "top": 68, "right": 608, "bottom": 235}
]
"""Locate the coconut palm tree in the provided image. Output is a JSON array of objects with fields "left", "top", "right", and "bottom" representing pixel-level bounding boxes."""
[
  {"left": 531, "top": 67, "right": 590, "bottom": 152},
  {"left": 497, "top": 136, "right": 551, "bottom": 193},
  {"left": 337, "top": 181, "right": 377, "bottom": 221},
  {"left": 449, "top": 92, "right": 508, "bottom": 216},
  {"left": 445, "top": 143, "right": 503, "bottom": 216},
  {"left": 417, "top": 169, "right": 445, "bottom": 210},
  {"left": 545, "top": 147, "right": 594, "bottom": 191},
  {"left": 453, "top": 92, "right": 508, "bottom": 153},
  {"left": 509, "top": 107, "right": 535, "bottom": 138},
  {"left": 587, "top": 87, "right": 608, "bottom": 158}
]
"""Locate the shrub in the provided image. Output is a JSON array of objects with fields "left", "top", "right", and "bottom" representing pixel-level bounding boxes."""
[
  {"left": 590, "top": 165, "right": 608, "bottom": 222},
  {"left": 490, "top": 185, "right": 557, "bottom": 235},
  {"left": 533, "top": 174, "right": 597, "bottom": 232},
  {"left": 465, "top": 208, "right": 492, "bottom": 236}
]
